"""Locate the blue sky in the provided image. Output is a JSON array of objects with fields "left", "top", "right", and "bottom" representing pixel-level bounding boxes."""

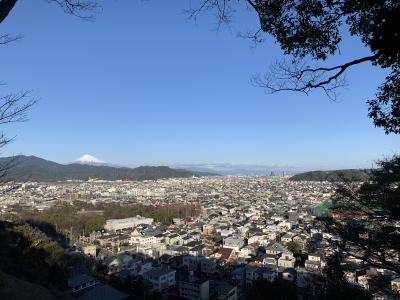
[{"left": 0, "top": 0, "right": 398, "bottom": 170}]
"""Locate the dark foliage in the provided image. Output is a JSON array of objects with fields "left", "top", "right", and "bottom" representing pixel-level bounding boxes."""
[
  {"left": 0, "top": 220, "right": 68, "bottom": 290},
  {"left": 314, "top": 254, "right": 371, "bottom": 300},
  {"left": 286, "top": 241, "right": 301, "bottom": 255},
  {"left": 246, "top": 279, "right": 298, "bottom": 300},
  {"left": 108, "top": 275, "right": 148, "bottom": 300},
  {"left": 368, "top": 66, "right": 400, "bottom": 134},
  {"left": 357, "top": 155, "right": 400, "bottom": 220},
  {"left": 322, "top": 155, "right": 400, "bottom": 274},
  {"left": 0, "top": 0, "right": 100, "bottom": 22},
  {"left": 188, "top": 0, "right": 400, "bottom": 134}
]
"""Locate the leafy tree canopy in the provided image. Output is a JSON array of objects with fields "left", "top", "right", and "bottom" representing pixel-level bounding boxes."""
[
  {"left": 0, "top": 220, "right": 67, "bottom": 289},
  {"left": 286, "top": 241, "right": 302, "bottom": 255},
  {"left": 323, "top": 155, "right": 400, "bottom": 274},
  {"left": 188, "top": 0, "right": 400, "bottom": 134}
]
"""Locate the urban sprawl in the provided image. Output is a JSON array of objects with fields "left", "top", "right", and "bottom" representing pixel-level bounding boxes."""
[{"left": 1, "top": 176, "right": 399, "bottom": 299}]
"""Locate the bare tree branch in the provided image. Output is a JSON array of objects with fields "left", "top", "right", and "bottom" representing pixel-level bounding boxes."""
[
  {"left": 185, "top": 0, "right": 233, "bottom": 26},
  {"left": 0, "top": 91, "right": 37, "bottom": 124},
  {"left": 0, "top": 0, "right": 101, "bottom": 24},
  {"left": 251, "top": 55, "right": 378, "bottom": 101},
  {"left": 0, "top": 154, "right": 18, "bottom": 180},
  {"left": 0, "top": 90, "right": 37, "bottom": 180},
  {"left": 46, "top": 0, "right": 101, "bottom": 20},
  {"left": 0, "top": 33, "right": 21, "bottom": 45},
  {"left": 237, "top": 27, "right": 264, "bottom": 47},
  {"left": 335, "top": 228, "right": 400, "bottom": 274}
]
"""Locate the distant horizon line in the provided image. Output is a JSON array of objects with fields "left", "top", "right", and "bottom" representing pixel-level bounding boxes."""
[{"left": 0, "top": 153, "right": 374, "bottom": 172}]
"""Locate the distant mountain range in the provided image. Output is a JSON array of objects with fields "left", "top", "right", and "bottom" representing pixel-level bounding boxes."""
[
  {"left": 0, "top": 155, "right": 218, "bottom": 182},
  {"left": 289, "top": 169, "right": 370, "bottom": 182},
  {"left": 0, "top": 155, "right": 372, "bottom": 182}
]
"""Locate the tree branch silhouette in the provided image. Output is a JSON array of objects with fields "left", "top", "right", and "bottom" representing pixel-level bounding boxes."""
[{"left": 251, "top": 55, "right": 378, "bottom": 100}]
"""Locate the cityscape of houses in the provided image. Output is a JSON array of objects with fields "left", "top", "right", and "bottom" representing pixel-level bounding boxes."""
[{"left": 0, "top": 176, "right": 398, "bottom": 299}]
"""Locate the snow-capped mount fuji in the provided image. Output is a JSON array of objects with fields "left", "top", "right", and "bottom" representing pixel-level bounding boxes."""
[
  {"left": 0, "top": 155, "right": 218, "bottom": 181},
  {"left": 74, "top": 154, "right": 108, "bottom": 166}
]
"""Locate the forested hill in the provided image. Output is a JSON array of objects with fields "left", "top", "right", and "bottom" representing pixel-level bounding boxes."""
[
  {"left": 290, "top": 169, "right": 370, "bottom": 182},
  {"left": 0, "top": 155, "right": 217, "bottom": 182}
]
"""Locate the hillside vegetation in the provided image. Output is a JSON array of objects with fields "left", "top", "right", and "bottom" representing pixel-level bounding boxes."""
[
  {"left": 0, "top": 155, "right": 217, "bottom": 182},
  {"left": 18, "top": 201, "right": 201, "bottom": 236},
  {"left": 290, "top": 169, "right": 369, "bottom": 182}
]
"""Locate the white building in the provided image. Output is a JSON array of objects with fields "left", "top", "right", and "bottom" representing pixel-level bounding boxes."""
[
  {"left": 278, "top": 252, "right": 296, "bottom": 268},
  {"left": 223, "top": 235, "right": 245, "bottom": 251},
  {"left": 304, "top": 253, "right": 325, "bottom": 272},
  {"left": 248, "top": 235, "right": 264, "bottom": 244},
  {"left": 130, "top": 230, "right": 157, "bottom": 246},
  {"left": 104, "top": 216, "right": 153, "bottom": 231}
]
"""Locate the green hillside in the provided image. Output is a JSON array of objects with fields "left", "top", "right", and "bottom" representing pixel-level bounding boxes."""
[
  {"left": 290, "top": 169, "right": 369, "bottom": 182},
  {"left": 0, "top": 155, "right": 218, "bottom": 182}
]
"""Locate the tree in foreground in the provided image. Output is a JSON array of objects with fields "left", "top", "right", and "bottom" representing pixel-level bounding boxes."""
[
  {"left": 187, "top": 0, "right": 400, "bottom": 134},
  {"left": 315, "top": 253, "right": 371, "bottom": 299},
  {"left": 0, "top": 0, "right": 399, "bottom": 294},
  {"left": 0, "top": 1, "right": 97, "bottom": 176},
  {"left": 0, "top": 220, "right": 68, "bottom": 289},
  {"left": 0, "top": 0, "right": 100, "bottom": 22},
  {"left": 321, "top": 155, "right": 400, "bottom": 275},
  {"left": 0, "top": 91, "right": 36, "bottom": 180}
]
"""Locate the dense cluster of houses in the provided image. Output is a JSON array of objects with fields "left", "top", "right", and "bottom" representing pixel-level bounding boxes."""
[
  {"left": 2, "top": 176, "right": 399, "bottom": 299},
  {"left": 72, "top": 188, "right": 399, "bottom": 299}
]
